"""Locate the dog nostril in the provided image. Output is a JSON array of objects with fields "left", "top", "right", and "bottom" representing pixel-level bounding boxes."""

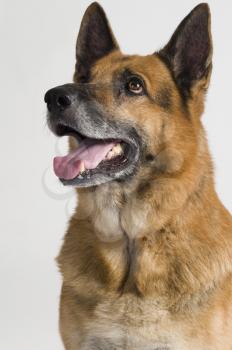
[{"left": 57, "top": 95, "right": 72, "bottom": 110}]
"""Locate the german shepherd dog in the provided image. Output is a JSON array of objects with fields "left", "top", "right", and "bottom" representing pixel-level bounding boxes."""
[{"left": 45, "top": 2, "right": 232, "bottom": 349}]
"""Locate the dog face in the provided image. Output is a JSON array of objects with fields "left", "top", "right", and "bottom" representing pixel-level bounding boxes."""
[{"left": 45, "top": 3, "right": 212, "bottom": 188}]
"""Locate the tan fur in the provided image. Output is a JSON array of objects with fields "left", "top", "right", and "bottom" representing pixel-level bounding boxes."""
[{"left": 57, "top": 7, "right": 232, "bottom": 350}]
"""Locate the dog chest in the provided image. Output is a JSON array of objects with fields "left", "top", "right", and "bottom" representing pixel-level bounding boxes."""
[{"left": 79, "top": 296, "right": 177, "bottom": 350}]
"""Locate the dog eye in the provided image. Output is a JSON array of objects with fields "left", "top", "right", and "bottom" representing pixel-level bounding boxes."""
[{"left": 126, "top": 77, "right": 144, "bottom": 95}]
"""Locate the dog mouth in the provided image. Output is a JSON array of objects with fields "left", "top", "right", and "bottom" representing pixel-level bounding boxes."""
[{"left": 52, "top": 123, "right": 137, "bottom": 187}]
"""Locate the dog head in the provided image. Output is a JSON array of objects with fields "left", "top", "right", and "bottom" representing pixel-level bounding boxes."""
[{"left": 45, "top": 2, "right": 212, "bottom": 188}]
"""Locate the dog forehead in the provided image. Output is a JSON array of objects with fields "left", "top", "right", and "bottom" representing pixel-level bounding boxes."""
[{"left": 91, "top": 51, "right": 172, "bottom": 85}]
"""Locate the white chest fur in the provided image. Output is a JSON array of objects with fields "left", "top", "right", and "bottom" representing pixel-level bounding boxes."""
[{"left": 89, "top": 184, "right": 149, "bottom": 242}]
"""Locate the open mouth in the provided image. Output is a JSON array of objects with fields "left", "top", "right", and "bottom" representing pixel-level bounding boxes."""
[{"left": 52, "top": 123, "right": 138, "bottom": 187}]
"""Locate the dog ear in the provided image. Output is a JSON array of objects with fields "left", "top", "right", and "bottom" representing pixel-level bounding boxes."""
[
  {"left": 159, "top": 3, "right": 212, "bottom": 97},
  {"left": 74, "top": 2, "right": 119, "bottom": 82}
]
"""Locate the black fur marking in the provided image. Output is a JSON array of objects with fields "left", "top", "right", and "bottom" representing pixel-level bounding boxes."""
[
  {"left": 137, "top": 181, "right": 152, "bottom": 198},
  {"left": 145, "top": 154, "right": 155, "bottom": 162},
  {"left": 158, "top": 3, "right": 212, "bottom": 102},
  {"left": 156, "top": 52, "right": 188, "bottom": 109},
  {"left": 75, "top": 2, "right": 119, "bottom": 82},
  {"left": 155, "top": 86, "right": 172, "bottom": 112}
]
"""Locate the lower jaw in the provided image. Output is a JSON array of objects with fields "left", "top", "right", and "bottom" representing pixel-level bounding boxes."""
[{"left": 60, "top": 161, "right": 137, "bottom": 187}]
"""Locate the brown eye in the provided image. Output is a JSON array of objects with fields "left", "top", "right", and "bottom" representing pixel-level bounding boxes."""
[{"left": 126, "top": 77, "right": 144, "bottom": 94}]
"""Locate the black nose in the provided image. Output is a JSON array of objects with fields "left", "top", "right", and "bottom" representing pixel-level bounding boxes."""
[{"left": 44, "top": 87, "right": 72, "bottom": 112}]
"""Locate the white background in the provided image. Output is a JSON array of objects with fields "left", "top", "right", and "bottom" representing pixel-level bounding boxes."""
[{"left": 0, "top": 0, "right": 231, "bottom": 349}]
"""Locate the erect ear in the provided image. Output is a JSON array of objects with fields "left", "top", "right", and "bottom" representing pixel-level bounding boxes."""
[
  {"left": 158, "top": 3, "right": 212, "bottom": 98},
  {"left": 74, "top": 2, "right": 119, "bottom": 82}
]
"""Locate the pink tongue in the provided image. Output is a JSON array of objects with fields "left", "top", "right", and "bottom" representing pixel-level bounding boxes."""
[{"left": 53, "top": 139, "right": 116, "bottom": 180}]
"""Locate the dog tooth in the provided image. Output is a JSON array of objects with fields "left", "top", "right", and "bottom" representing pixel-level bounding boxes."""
[
  {"left": 113, "top": 144, "right": 123, "bottom": 155},
  {"left": 106, "top": 151, "right": 113, "bottom": 160},
  {"left": 105, "top": 144, "right": 123, "bottom": 161},
  {"left": 79, "top": 161, "right": 85, "bottom": 173}
]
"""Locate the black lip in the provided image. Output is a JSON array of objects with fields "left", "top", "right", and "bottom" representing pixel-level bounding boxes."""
[{"left": 54, "top": 123, "right": 85, "bottom": 142}]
